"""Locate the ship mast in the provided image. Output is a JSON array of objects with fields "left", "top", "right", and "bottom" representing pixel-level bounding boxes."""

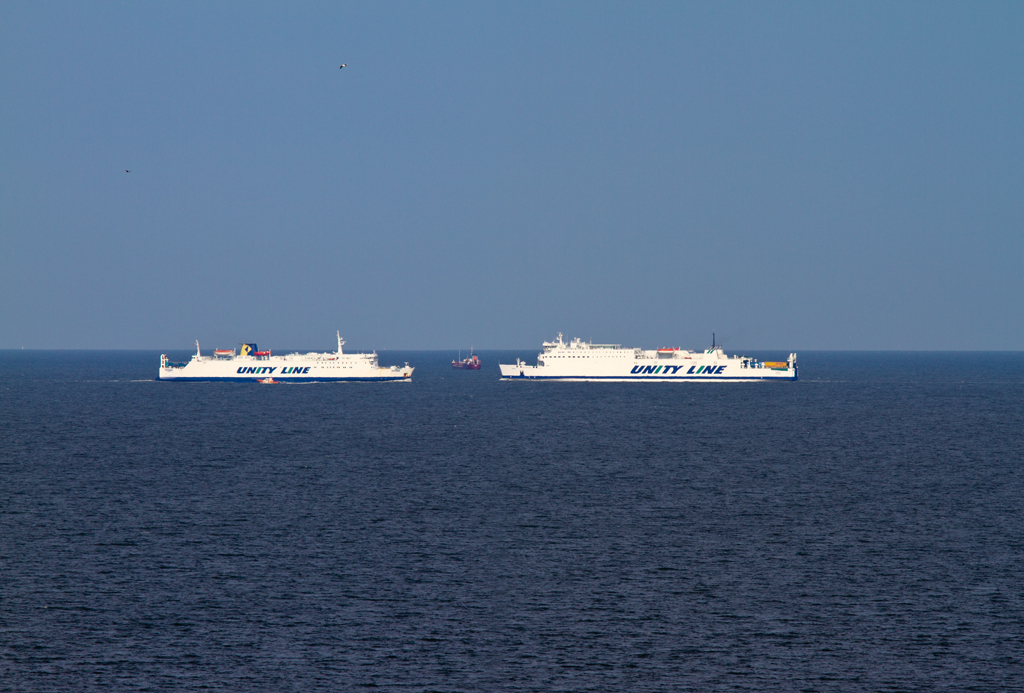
[{"left": 337, "top": 331, "right": 345, "bottom": 355}]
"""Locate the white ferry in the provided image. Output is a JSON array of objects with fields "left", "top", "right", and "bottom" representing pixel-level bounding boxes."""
[
  {"left": 499, "top": 333, "right": 796, "bottom": 381},
  {"left": 159, "top": 332, "right": 413, "bottom": 382}
]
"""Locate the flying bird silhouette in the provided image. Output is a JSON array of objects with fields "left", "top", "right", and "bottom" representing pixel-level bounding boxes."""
[
  {"left": 125, "top": 170, "right": 130, "bottom": 173},
  {"left": 339, "top": 64, "right": 347, "bottom": 69}
]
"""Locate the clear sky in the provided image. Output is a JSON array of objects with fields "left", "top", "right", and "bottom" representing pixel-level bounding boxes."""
[{"left": 2, "top": 1, "right": 1022, "bottom": 350}]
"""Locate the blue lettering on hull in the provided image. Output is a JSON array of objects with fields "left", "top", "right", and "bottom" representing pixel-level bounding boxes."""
[
  {"left": 235, "top": 366, "right": 312, "bottom": 375},
  {"left": 629, "top": 364, "right": 723, "bottom": 376}
]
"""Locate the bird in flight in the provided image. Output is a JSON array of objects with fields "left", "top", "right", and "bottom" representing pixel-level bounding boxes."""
[
  {"left": 339, "top": 64, "right": 347, "bottom": 69},
  {"left": 125, "top": 170, "right": 130, "bottom": 173}
]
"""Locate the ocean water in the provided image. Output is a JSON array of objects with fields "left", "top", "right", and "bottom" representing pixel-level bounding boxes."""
[{"left": 1, "top": 350, "right": 1023, "bottom": 692}]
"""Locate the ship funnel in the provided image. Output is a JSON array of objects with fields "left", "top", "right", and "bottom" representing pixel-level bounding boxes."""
[{"left": 240, "top": 343, "right": 258, "bottom": 357}]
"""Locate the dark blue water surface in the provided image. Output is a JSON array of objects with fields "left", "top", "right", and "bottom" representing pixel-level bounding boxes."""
[{"left": 2, "top": 350, "right": 1023, "bottom": 691}]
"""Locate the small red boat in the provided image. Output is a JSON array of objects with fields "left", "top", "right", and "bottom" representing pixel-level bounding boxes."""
[{"left": 452, "top": 349, "right": 481, "bottom": 370}]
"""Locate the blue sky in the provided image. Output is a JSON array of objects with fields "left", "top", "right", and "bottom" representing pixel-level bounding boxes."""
[{"left": 2, "top": 1, "right": 1022, "bottom": 350}]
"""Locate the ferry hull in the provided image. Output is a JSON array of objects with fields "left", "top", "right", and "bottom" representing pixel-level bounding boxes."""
[
  {"left": 159, "top": 374, "right": 412, "bottom": 382},
  {"left": 158, "top": 356, "right": 412, "bottom": 381},
  {"left": 500, "top": 333, "right": 797, "bottom": 382},
  {"left": 159, "top": 333, "right": 413, "bottom": 382},
  {"left": 498, "top": 365, "right": 796, "bottom": 382}
]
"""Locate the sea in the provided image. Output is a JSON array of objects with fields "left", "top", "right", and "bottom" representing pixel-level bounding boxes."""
[{"left": 2, "top": 350, "right": 1022, "bottom": 692}]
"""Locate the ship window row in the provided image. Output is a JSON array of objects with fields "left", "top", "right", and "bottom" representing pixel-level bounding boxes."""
[{"left": 550, "top": 354, "right": 624, "bottom": 358}]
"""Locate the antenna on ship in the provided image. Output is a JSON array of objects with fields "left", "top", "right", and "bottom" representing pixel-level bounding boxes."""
[{"left": 712, "top": 332, "right": 716, "bottom": 348}]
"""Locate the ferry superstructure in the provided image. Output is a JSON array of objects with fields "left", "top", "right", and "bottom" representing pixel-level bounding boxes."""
[
  {"left": 159, "top": 332, "right": 413, "bottom": 382},
  {"left": 499, "top": 333, "right": 796, "bottom": 381}
]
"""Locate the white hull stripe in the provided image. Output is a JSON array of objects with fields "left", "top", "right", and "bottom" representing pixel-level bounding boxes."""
[
  {"left": 158, "top": 376, "right": 411, "bottom": 383},
  {"left": 500, "top": 374, "right": 797, "bottom": 382}
]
